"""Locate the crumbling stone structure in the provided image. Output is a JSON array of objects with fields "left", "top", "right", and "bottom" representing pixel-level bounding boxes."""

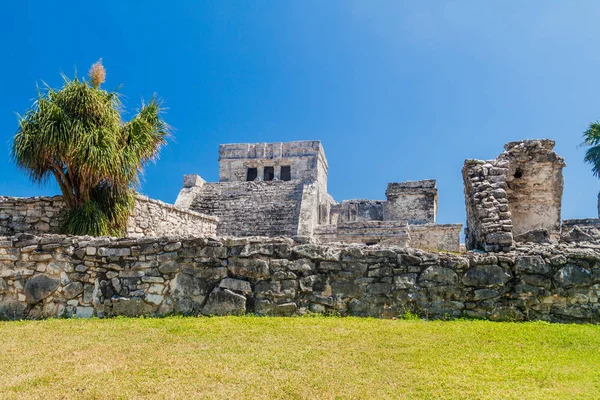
[
  {"left": 176, "top": 141, "right": 462, "bottom": 251},
  {"left": 0, "top": 194, "right": 217, "bottom": 238},
  {"left": 3, "top": 137, "right": 600, "bottom": 323},
  {"left": 463, "top": 140, "right": 566, "bottom": 251},
  {"left": 1, "top": 234, "right": 598, "bottom": 323}
]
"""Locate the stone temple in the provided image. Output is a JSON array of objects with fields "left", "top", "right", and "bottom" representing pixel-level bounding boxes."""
[{"left": 174, "top": 140, "right": 463, "bottom": 251}]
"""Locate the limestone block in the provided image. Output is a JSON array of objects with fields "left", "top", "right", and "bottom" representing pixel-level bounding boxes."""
[
  {"left": 24, "top": 274, "right": 59, "bottom": 304},
  {"left": 201, "top": 288, "right": 246, "bottom": 316},
  {"left": 462, "top": 265, "right": 511, "bottom": 287},
  {"left": 418, "top": 266, "right": 458, "bottom": 287},
  {"left": 219, "top": 278, "right": 252, "bottom": 294}
]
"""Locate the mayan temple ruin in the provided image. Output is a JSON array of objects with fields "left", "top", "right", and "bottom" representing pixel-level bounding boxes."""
[
  {"left": 1, "top": 138, "right": 600, "bottom": 322},
  {"left": 174, "top": 140, "right": 462, "bottom": 251}
]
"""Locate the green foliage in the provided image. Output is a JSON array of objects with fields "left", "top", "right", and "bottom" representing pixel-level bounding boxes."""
[
  {"left": 398, "top": 310, "right": 421, "bottom": 320},
  {"left": 582, "top": 121, "right": 600, "bottom": 177},
  {"left": 12, "top": 60, "right": 170, "bottom": 236}
]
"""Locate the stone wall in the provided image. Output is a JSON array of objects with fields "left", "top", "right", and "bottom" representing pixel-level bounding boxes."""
[
  {"left": 0, "top": 195, "right": 217, "bottom": 238},
  {"left": 561, "top": 219, "right": 600, "bottom": 243},
  {"left": 463, "top": 140, "right": 566, "bottom": 251},
  {"left": 501, "top": 140, "right": 565, "bottom": 239},
  {"left": 1, "top": 234, "right": 598, "bottom": 323},
  {"left": 314, "top": 221, "right": 410, "bottom": 246},
  {"left": 218, "top": 141, "right": 329, "bottom": 198},
  {"left": 333, "top": 200, "right": 385, "bottom": 224},
  {"left": 462, "top": 159, "right": 513, "bottom": 251},
  {"left": 0, "top": 196, "right": 65, "bottom": 236},
  {"left": 408, "top": 224, "right": 462, "bottom": 252},
  {"left": 384, "top": 180, "right": 438, "bottom": 224},
  {"left": 189, "top": 181, "right": 306, "bottom": 237},
  {"left": 127, "top": 195, "right": 217, "bottom": 237}
]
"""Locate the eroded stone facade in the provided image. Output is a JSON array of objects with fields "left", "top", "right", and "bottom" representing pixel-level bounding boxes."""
[
  {"left": 463, "top": 140, "right": 566, "bottom": 251},
  {"left": 0, "top": 194, "right": 217, "bottom": 238},
  {"left": 178, "top": 141, "right": 461, "bottom": 251},
  {"left": 1, "top": 234, "right": 598, "bottom": 323}
]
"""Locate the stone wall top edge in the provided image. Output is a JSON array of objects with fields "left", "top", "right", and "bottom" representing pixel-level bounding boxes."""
[
  {"left": 202, "top": 180, "right": 304, "bottom": 188},
  {"left": 219, "top": 140, "right": 324, "bottom": 157},
  {"left": 503, "top": 138, "right": 556, "bottom": 151},
  {"left": 133, "top": 194, "right": 218, "bottom": 222},
  {"left": 340, "top": 199, "right": 386, "bottom": 204},
  {"left": 409, "top": 223, "right": 464, "bottom": 230},
  {"left": 0, "top": 195, "right": 64, "bottom": 203},
  {"left": 562, "top": 218, "right": 600, "bottom": 227},
  {"left": 386, "top": 180, "right": 436, "bottom": 189},
  {"left": 3, "top": 233, "right": 600, "bottom": 260}
]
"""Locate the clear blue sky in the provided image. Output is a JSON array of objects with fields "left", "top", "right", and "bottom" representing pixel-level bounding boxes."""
[{"left": 2, "top": 1, "right": 600, "bottom": 225}]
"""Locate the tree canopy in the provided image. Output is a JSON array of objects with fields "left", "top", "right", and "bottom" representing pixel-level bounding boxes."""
[
  {"left": 12, "top": 60, "right": 170, "bottom": 236},
  {"left": 583, "top": 121, "right": 600, "bottom": 178}
]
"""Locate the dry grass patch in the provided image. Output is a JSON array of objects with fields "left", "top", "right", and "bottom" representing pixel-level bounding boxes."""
[{"left": 0, "top": 316, "right": 598, "bottom": 399}]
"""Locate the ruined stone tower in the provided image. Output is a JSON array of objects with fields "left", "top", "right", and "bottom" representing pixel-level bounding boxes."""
[{"left": 463, "top": 139, "right": 566, "bottom": 251}]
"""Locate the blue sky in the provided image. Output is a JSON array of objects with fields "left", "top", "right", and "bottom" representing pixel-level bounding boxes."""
[{"left": 2, "top": 1, "right": 600, "bottom": 225}]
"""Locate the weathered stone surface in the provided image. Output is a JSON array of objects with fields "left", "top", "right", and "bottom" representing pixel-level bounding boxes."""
[
  {"left": 515, "top": 256, "right": 550, "bottom": 275},
  {"left": 170, "top": 273, "right": 209, "bottom": 314},
  {"left": 24, "top": 274, "right": 59, "bottom": 304},
  {"left": 554, "top": 265, "right": 592, "bottom": 288},
  {"left": 201, "top": 288, "right": 246, "bottom": 316},
  {"left": 75, "top": 306, "right": 94, "bottom": 318},
  {"left": 0, "top": 278, "right": 8, "bottom": 294},
  {"left": 486, "top": 232, "right": 514, "bottom": 245},
  {"left": 418, "top": 266, "right": 458, "bottom": 287},
  {"left": 0, "top": 296, "right": 26, "bottom": 319},
  {"left": 0, "top": 195, "right": 216, "bottom": 239},
  {"left": 0, "top": 233, "right": 599, "bottom": 323},
  {"left": 63, "top": 281, "right": 83, "bottom": 299},
  {"left": 112, "top": 297, "right": 155, "bottom": 317},
  {"left": 228, "top": 258, "right": 269, "bottom": 280},
  {"left": 463, "top": 140, "right": 564, "bottom": 251},
  {"left": 473, "top": 288, "right": 499, "bottom": 300},
  {"left": 219, "top": 278, "right": 252, "bottom": 293},
  {"left": 463, "top": 265, "right": 511, "bottom": 287},
  {"left": 393, "top": 273, "right": 418, "bottom": 289}
]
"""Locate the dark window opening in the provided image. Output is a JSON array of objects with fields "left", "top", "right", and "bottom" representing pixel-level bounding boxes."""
[
  {"left": 246, "top": 167, "right": 258, "bottom": 181},
  {"left": 264, "top": 166, "right": 275, "bottom": 181},
  {"left": 280, "top": 165, "right": 291, "bottom": 181},
  {"left": 514, "top": 167, "right": 523, "bottom": 179}
]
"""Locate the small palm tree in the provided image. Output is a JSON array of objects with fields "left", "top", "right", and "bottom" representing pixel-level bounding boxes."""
[
  {"left": 12, "top": 60, "right": 170, "bottom": 236},
  {"left": 583, "top": 121, "right": 600, "bottom": 177}
]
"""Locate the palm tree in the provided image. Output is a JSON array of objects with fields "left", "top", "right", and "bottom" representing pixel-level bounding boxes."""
[
  {"left": 12, "top": 60, "right": 170, "bottom": 236},
  {"left": 583, "top": 122, "right": 600, "bottom": 178}
]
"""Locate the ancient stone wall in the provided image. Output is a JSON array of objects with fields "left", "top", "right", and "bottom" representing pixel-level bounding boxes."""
[
  {"left": 334, "top": 200, "right": 385, "bottom": 224},
  {"left": 501, "top": 140, "right": 565, "bottom": 240},
  {"left": 314, "top": 221, "right": 410, "bottom": 246},
  {"left": 0, "top": 195, "right": 217, "bottom": 238},
  {"left": 218, "top": 141, "right": 328, "bottom": 197},
  {"left": 408, "top": 224, "right": 463, "bottom": 252},
  {"left": 561, "top": 219, "right": 600, "bottom": 243},
  {"left": 127, "top": 195, "right": 217, "bottom": 237},
  {"left": 1, "top": 234, "right": 598, "bottom": 323},
  {"left": 462, "top": 159, "right": 513, "bottom": 251},
  {"left": 189, "top": 181, "right": 305, "bottom": 237},
  {"left": 463, "top": 140, "right": 566, "bottom": 251},
  {"left": 384, "top": 180, "right": 438, "bottom": 224},
  {"left": 0, "top": 196, "right": 64, "bottom": 236}
]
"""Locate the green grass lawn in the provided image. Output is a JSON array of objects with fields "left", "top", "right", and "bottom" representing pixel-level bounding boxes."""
[{"left": 0, "top": 317, "right": 598, "bottom": 399}]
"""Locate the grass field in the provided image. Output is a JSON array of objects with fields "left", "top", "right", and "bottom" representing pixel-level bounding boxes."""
[{"left": 0, "top": 316, "right": 598, "bottom": 399}]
